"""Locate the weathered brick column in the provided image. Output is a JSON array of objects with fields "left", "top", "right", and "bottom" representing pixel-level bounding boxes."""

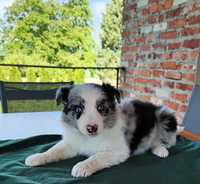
[{"left": 121, "top": 0, "right": 200, "bottom": 122}]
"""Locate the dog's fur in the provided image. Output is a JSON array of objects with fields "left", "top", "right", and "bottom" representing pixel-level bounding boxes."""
[{"left": 25, "top": 83, "right": 178, "bottom": 177}]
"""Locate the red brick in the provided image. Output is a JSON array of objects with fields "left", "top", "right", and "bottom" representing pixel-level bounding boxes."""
[
  {"left": 140, "top": 45, "right": 151, "bottom": 51},
  {"left": 158, "top": 15, "right": 165, "bottom": 22},
  {"left": 142, "top": 8, "right": 149, "bottom": 16},
  {"left": 182, "top": 73, "right": 196, "bottom": 82},
  {"left": 153, "top": 43, "right": 166, "bottom": 50},
  {"left": 144, "top": 87, "right": 155, "bottom": 94},
  {"left": 134, "top": 78, "right": 161, "bottom": 87},
  {"left": 179, "top": 64, "right": 194, "bottom": 70},
  {"left": 164, "top": 81, "right": 175, "bottom": 88},
  {"left": 190, "top": 51, "right": 199, "bottom": 61},
  {"left": 171, "top": 92, "right": 188, "bottom": 103},
  {"left": 137, "top": 19, "right": 145, "bottom": 27},
  {"left": 145, "top": 34, "right": 157, "bottom": 42},
  {"left": 161, "top": 53, "right": 173, "bottom": 59},
  {"left": 176, "top": 83, "right": 193, "bottom": 91},
  {"left": 161, "top": 62, "right": 178, "bottom": 69},
  {"left": 146, "top": 63, "right": 159, "bottom": 69},
  {"left": 164, "top": 101, "right": 178, "bottom": 111},
  {"left": 129, "top": 62, "right": 137, "bottom": 67},
  {"left": 191, "top": 2, "right": 200, "bottom": 12},
  {"left": 166, "top": 7, "right": 182, "bottom": 18},
  {"left": 168, "top": 19, "right": 185, "bottom": 29},
  {"left": 136, "top": 54, "right": 145, "bottom": 62},
  {"left": 164, "top": 71, "right": 182, "bottom": 80},
  {"left": 149, "top": 3, "right": 162, "bottom": 13},
  {"left": 149, "top": 0, "right": 159, "bottom": 3},
  {"left": 122, "top": 46, "right": 139, "bottom": 52},
  {"left": 181, "top": 28, "right": 200, "bottom": 36},
  {"left": 183, "top": 39, "right": 200, "bottom": 49},
  {"left": 160, "top": 31, "right": 177, "bottom": 39},
  {"left": 134, "top": 86, "right": 155, "bottom": 94},
  {"left": 172, "top": 51, "right": 189, "bottom": 61},
  {"left": 152, "top": 70, "right": 164, "bottom": 77},
  {"left": 119, "top": 83, "right": 130, "bottom": 89},
  {"left": 127, "top": 3, "right": 137, "bottom": 11},
  {"left": 123, "top": 14, "right": 131, "bottom": 22},
  {"left": 122, "top": 31, "right": 130, "bottom": 37},
  {"left": 188, "top": 15, "right": 200, "bottom": 25},
  {"left": 152, "top": 53, "right": 162, "bottom": 59},
  {"left": 133, "top": 37, "right": 145, "bottom": 44},
  {"left": 138, "top": 95, "right": 152, "bottom": 101},
  {"left": 130, "top": 70, "right": 152, "bottom": 77},
  {"left": 149, "top": 79, "right": 161, "bottom": 87},
  {"left": 148, "top": 16, "right": 157, "bottom": 24},
  {"left": 163, "top": 0, "right": 173, "bottom": 9},
  {"left": 179, "top": 104, "right": 188, "bottom": 112},
  {"left": 168, "top": 43, "right": 181, "bottom": 50}
]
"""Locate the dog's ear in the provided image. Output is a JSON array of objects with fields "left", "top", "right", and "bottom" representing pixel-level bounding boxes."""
[
  {"left": 56, "top": 85, "right": 73, "bottom": 105},
  {"left": 102, "top": 83, "right": 121, "bottom": 103}
]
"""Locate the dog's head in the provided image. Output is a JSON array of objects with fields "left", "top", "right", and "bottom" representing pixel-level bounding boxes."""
[{"left": 56, "top": 83, "right": 121, "bottom": 136}]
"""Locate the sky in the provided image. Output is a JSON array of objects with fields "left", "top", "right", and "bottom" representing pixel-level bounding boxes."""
[{"left": 0, "top": 0, "right": 110, "bottom": 46}]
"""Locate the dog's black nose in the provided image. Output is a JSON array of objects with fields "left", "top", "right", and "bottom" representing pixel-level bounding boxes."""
[{"left": 86, "top": 124, "right": 98, "bottom": 134}]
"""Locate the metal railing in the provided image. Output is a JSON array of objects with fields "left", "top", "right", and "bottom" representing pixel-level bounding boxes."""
[{"left": 0, "top": 64, "right": 126, "bottom": 88}]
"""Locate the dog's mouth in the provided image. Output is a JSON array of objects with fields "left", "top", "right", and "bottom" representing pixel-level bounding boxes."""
[{"left": 87, "top": 132, "right": 98, "bottom": 136}]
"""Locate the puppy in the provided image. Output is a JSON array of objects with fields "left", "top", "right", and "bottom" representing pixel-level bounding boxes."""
[{"left": 25, "top": 83, "right": 178, "bottom": 177}]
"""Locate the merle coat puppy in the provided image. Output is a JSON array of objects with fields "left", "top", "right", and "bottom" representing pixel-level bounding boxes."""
[{"left": 25, "top": 83, "right": 178, "bottom": 177}]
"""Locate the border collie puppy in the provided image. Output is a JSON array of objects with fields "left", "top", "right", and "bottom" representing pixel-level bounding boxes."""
[{"left": 25, "top": 83, "right": 178, "bottom": 177}]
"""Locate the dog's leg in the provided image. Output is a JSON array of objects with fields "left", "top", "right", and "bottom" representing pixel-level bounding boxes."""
[
  {"left": 25, "top": 140, "right": 77, "bottom": 166},
  {"left": 71, "top": 151, "right": 129, "bottom": 177},
  {"left": 151, "top": 145, "right": 169, "bottom": 158}
]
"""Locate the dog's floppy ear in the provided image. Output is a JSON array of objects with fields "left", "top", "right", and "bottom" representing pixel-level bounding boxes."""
[
  {"left": 56, "top": 85, "right": 73, "bottom": 105},
  {"left": 102, "top": 83, "right": 121, "bottom": 103}
]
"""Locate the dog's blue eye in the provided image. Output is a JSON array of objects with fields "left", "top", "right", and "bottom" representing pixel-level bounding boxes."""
[{"left": 74, "top": 106, "right": 82, "bottom": 114}]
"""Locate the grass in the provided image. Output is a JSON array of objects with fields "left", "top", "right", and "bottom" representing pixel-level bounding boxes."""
[{"left": 6, "top": 100, "right": 62, "bottom": 113}]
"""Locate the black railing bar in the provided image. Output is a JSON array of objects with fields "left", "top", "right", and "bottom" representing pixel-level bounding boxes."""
[
  {"left": 0, "top": 64, "right": 125, "bottom": 70},
  {"left": 116, "top": 68, "right": 119, "bottom": 88}
]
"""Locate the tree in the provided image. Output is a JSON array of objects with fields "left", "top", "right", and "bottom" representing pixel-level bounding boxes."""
[
  {"left": 0, "top": 0, "right": 96, "bottom": 83},
  {"left": 100, "top": 0, "right": 123, "bottom": 52},
  {"left": 95, "top": 0, "right": 123, "bottom": 85}
]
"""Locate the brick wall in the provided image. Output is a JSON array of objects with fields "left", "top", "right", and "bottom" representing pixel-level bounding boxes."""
[{"left": 121, "top": 0, "right": 200, "bottom": 123}]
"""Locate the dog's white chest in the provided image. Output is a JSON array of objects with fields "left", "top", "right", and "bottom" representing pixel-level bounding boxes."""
[{"left": 63, "top": 126, "right": 128, "bottom": 157}]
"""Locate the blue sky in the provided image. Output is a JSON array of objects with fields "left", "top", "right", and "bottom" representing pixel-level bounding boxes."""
[{"left": 0, "top": 0, "right": 110, "bottom": 45}]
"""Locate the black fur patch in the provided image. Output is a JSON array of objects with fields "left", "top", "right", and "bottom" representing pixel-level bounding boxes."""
[
  {"left": 101, "top": 83, "right": 121, "bottom": 103},
  {"left": 128, "top": 100, "right": 158, "bottom": 151},
  {"left": 159, "top": 110, "right": 177, "bottom": 132},
  {"left": 87, "top": 83, "right": 120, "bottom": 114},
  {"left": 56, "top": 85, "right": 73, "bottom": 105},
  {"left": 96, "top": 99, "right": 112, "bottom": 116}
]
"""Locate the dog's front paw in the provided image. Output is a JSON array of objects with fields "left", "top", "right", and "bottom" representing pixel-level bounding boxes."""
[
  {"left": 25, "top": 153, "right": 46, "bottom": 166},
  {"left": 152, "top": 146, "right": 169, "bottom": 158},
  {"left": 71, "top": 161, "right": 97, "bottom": 177}
]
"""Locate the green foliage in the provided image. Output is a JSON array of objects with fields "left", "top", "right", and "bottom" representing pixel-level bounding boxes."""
[
  {"left": 7, "top": 100, "right": 62, "bottom": 113},
  {"left": 95, "top": 0, "right": 123, "bottom": 85},
  {"left": 0, "top": 0, "right": 96, "bottom": 82},
  {"left": 100, "top": 0, "right": 123, "bottom": 51},
  {"left": 96, "top": 49, "right": 120, "bottom": 84}
]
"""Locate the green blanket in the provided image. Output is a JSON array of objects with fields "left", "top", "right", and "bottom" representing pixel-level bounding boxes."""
[{"left": 0, "top": 135, "right": 200, "bottom": 184}]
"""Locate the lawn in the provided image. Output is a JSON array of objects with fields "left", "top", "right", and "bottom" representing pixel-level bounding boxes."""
[{"left": 1, "top": 100, "right": 62, "bottom": 113}]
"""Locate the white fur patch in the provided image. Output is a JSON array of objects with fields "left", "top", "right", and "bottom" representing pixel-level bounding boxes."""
[{"left": 152, "top": 146, "right": 169, "bottom": 158}]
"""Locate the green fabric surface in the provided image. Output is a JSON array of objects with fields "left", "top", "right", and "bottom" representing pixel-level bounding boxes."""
[{"left": 0, "top": 135, "right": 200, "bottom": 184}]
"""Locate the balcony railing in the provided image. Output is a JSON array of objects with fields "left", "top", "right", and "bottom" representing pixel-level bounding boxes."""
[{"left": 0, "top": 63, "right": 126, "bottom": 88}]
